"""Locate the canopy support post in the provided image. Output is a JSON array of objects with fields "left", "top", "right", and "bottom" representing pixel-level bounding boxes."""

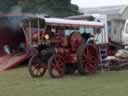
[
  {"left": 37, "top": 19, "right": 40, "bottom": 44},
  {"left": 29, "top": 21, "right": 32, "bottom": 46}
]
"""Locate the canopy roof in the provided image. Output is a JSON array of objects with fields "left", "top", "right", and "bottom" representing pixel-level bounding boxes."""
[
  {"left": 22, "top": 17, "right": 46, "bottom": 28},
  {"left": 44, "top": 18, "right": 104, "bottom": 28},
  {"left": 21, "top": 15, "right": 104, "bottom": 28}
]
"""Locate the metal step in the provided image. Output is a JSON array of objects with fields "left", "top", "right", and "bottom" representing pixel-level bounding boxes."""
[{"left": 98, "top": 46, "right": 108, "bottom": 63}]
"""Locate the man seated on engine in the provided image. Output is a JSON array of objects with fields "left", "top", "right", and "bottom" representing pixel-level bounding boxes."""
[
  {"left": 82, "top": 32, "right": 95, "bottom": 44},
  {"left": 82, "top": 32, "right": 91, "bottom": 41}
]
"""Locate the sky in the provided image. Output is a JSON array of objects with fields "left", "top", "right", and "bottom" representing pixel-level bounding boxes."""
[{"left": 72, "top": 0, "right": 128, "bottom": 8}]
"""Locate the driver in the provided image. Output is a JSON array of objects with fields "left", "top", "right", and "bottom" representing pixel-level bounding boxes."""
[{"left": 42, "top": 33, "right": 50, "bottom": 45}]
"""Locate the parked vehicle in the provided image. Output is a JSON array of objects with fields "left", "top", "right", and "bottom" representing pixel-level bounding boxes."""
[
  {"left": 21, "top": 16, "right": 104, "bottom": 78},
  {"left": 67, "top": 14, "right": 128, "bottom": 51},
  {"left": 122, "top": 20, "right": 128, "bottom": 47}
]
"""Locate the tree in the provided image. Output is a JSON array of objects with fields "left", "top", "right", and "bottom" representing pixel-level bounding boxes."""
[
  {"left": 0, "top": 0, "right": 80, "bottom": 17},
  {"left": 0, "top": 0, "right": 17, "bottom": 13},
  {"left": 18, "top": 0, "right": 80, "bottom": 17}
]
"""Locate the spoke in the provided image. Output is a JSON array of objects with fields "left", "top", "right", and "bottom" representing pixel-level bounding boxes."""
[
  {"left": 89, "top": 59, "right": 97, "bottom": 65},
  {"left": 87, "top": 47, "right": 92, "bottom": 57},
  {"left": 86, "top": 60, "right": 96, "bottom": 73},
  {"left": 88, "top": 46, "right": 95, "bottom": 55},
  {"left": 59, "top": 61, "right": 64, "bottom": 67},
  {"left": 37, "top": 71, "right": 41, "bottom": 76},
  {"left": 31, "top": 66, "right": 36, "bottom": 71},
  {"left": 56, "top": 64, "right": 63, "bottom": 73},
  {"left": 52, "top": 63, "right": 57, "bottom": 69},
  {"left": 55, "top": 58, "right": 64, "bottom": 72},
  {"left": 51, "top": 59, "right": 61, "bottom": 73},
  {"left": 83, "top": 53, "right": 90, "bottom": 61},
  {"left": 81, "top": 45, "right": 98, "bottom": 74},
  {"left": 52, "top": 69, "right": 60, "bottom": 77},
  {"left": 54, "top": 56, "right": 59, "bottom": 64},
  {"left": 90, "top": 52, "right": 98, "bottom": 61},
  {"left": 88, "top": 64, "right": 96, "bottom": 73},
  {"left": 85, "top": 48, "right": 90, "bottom": 58},
  {"left": 49, "top": 55, "right": 64, "bottom": 78},
  {"left": 89, "top": 53, "right": 98, "bottom": 64},
  {"left": 58, "top": 66, "right": 64, "bottom": 73},
  {"left": 39, "top": 68, "right": 44, "bottom": 73},
  {"left": 91, "top": 56, "right": 97, "bottom": 61},
  {"left": 34, "top": 69, "right": 38, "bottom": 75},
  {"left": 84, "top": 63, "right": 89, "bottom": 73},
  {"left": 87, "top": 63, "right": 95, "bottom": 69},
  {"left": 83, "top": 55, "right": 91, "bottom": 64}
]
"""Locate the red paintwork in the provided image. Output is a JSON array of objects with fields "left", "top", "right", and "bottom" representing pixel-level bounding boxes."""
[
  {"left": 63, "top": 54, "right": 77, "bottom": 64},
  {"left": 108, "top": 50, "right": 116, "bottom": 56},
  {"left": 49, "top": 55, "right": 65, "bottom": 78},
  {"left": 54, "top": 31, "right": 83, "bottom": 65},
  {"left": 55, "top": 30, "right": 65, "bottom": 47},
  {"left": 5, "top": 54, "right": 29, "bottom": 70},
  {"left": 0, "top": 54, "right": 29, "bottom": 71},
  {"left": 97, "top": 43, "right": 117, "bottom": 57},
  {"left": 55, "top": 48, "right": 77, "bottom": 64},
  {"left": 82, "top": 45, "right": 99, "bottom": 74},
  {"left": 70, "top": 32, "right": 83, "bottom": 52},
  {"left": 0, "top": 55, "right": 11, "bottom": 64},
  {"left": 52, "top": 44, "right": 99, "bottom": 74},
  {"left": 52, "top": 29, "right": 100, "bottom": 75}
]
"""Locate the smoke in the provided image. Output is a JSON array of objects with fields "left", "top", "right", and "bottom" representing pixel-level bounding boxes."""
[
  {"left": 9, "top": 5, "right": 22, "bottom": 14},
  {"left": 3, "top": 5, "right": 25, "bottom": 30}
]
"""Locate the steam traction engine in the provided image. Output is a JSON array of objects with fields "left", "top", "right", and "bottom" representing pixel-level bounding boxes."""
[{"left": 22, "top": 17, "right": 104, "bottom": 78}]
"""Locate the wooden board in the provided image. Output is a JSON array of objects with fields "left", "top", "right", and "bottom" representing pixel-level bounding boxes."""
[{"left": 0, "top": 54, "right": 28, "bottom": 71}]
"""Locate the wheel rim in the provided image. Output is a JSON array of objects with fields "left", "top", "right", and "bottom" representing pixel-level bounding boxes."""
[
  {"left": 28, "top": 54, "right": 47, "bottom": 77},
  {"left": 48, "top": 55, "right": 65, "bottom": 78},
  {"left": 31, "top": 63, "right": 46, "bottom": 76},
  {"left": 81, "top": 45, "right": 99, "bottom": 74}
]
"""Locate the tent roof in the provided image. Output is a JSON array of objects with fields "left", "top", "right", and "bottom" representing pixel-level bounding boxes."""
[{"left": 80, "top": 5, "right": 128, "bottom": 15}]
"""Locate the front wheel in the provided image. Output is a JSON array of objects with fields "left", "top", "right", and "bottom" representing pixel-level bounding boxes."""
[
  {"left": 28, "top": 54, "right": 47, "bottom": 77},
  {"left": 48, "top": 55, "right": 65, "bottom": 78}
]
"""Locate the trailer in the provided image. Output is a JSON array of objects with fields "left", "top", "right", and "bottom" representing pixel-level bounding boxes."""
[{"left": 0, "top": 14, "right": 32, "bottom": 71}]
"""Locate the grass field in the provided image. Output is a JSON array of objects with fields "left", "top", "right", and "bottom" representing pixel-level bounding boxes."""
[{"left": 0, "top": 67, "right": 128, "bottom": 96}]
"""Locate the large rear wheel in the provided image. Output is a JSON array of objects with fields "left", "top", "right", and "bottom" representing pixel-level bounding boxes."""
[
  {"left": 28, "top": 54, "right": 47, "bottom": 77},
  {"left": 78, "top": 44, "right": 99, "bottom": 75}
]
